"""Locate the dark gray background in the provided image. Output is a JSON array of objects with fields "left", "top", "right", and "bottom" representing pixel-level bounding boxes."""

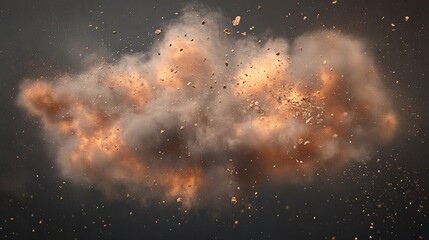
[{"left": 0, "top": 0, "right": 428, "bottom": 239}]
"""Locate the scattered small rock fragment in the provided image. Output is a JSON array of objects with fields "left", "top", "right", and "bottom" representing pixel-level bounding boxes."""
[
  {"left": 202, "top": 20, "right": 206, "bottom": 25},
  {"left": 404, "top": 16, "right": 410, "bottom": 22},
  {"left": 332, "top": 0, "right": 337, "bottom": 4},
  {"left": 112, "top": 30, "right": 117, "bottom": 34},
  {"left": 232, "top": 16, "right": 241, "bottom": 26},
  {"left": 154, "top": 28, "right": 162, "bottom": 35},
  {"left": 231, "top": 196, "right": 237, "bottom": 204},
  {"left": 176, "top": 197, "right": 183, "bottom": 203},
  {"left": 223, "top": 28, "right": 231, "bottom": 36}
]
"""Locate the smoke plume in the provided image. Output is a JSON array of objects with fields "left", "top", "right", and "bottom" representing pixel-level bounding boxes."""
[{"left": 18, "top": 7, "right": 397, "bottom": 208}]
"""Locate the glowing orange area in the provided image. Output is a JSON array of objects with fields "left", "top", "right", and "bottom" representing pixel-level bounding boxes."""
[
  {"left": 17, "top": 10, "right": 398, "bottom": 208},
  {"left": 381, "top": 112, "right": 398, "bottom": 140},
  {"left": 163, "top": 169, "right": 202, "bottom": 207}
]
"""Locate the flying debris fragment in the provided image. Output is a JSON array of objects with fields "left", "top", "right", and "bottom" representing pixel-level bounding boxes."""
[
  {"left": 223, "top": 28, "right": 231, "bottom": 36},
  {"left": 154, "top": 28, "right": 162, "bottom": 35},
  {"left": 232, "top": 16, "right": 241, "bottom": 26}
]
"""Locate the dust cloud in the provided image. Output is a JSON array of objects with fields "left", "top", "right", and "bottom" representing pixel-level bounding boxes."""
[{"left": 18, "top": 6, "right": 397, "bottom": 208}]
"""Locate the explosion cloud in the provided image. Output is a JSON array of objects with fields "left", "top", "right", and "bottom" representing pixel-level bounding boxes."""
[{"left": 18, "top": 7, "right": 397, "bottom": 208}]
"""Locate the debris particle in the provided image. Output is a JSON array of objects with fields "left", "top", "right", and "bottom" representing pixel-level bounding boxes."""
[
  {"left": 404, "top": 16, "right": 410, "bottom": 22},
  {"left": 202, "top": 20, "right": 206, "bottom": 25},
  {"left": 154, "top": 28, "right": 162, "bottom": 35},
  {"left": 232, "top": 16, "right": 241, "bottom": 26},
  {"left": 257, "top": 5, "right": 262, "bottom": 10},
  {"left": 332, "top": 0, "right": 337, "bottom": 4},
  {"left": 112, "top": 30, "right": 117, "bottom": 34},
  {"left": 231, "top": 196, "right": 237, "bottom": 204},
  {"left": 223, "top": 28, "right": 231, "bottom": 36},
  {"left": 176, "top": 197, "right": 183, "bottom": 203}
]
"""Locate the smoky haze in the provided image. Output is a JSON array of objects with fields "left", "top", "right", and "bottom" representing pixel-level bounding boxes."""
[{"left": 18, "top": 5, "right": 397, "bottom": 209}]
